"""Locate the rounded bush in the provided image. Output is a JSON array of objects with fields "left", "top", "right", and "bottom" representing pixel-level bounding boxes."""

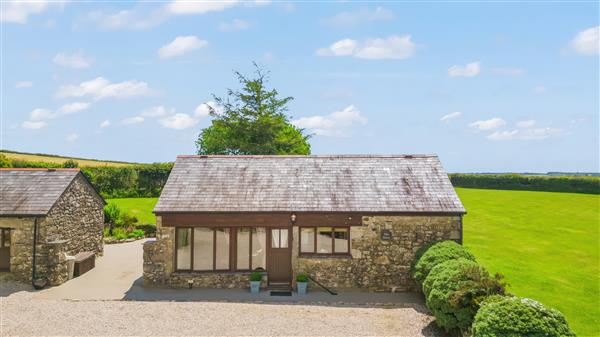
[
  {"left": 472, "top": 296, "right": 576, "bottom": 337},
  {"left": 423, "top": 258, "right": 506, "bottom": 333},
  {"left": 412, "top": 240, "right": 476, "bottom": 285}
]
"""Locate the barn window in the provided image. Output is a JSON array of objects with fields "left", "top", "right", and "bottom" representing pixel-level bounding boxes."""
[{"left": 299, "top": 227, "right": 350, "bottom": 256}]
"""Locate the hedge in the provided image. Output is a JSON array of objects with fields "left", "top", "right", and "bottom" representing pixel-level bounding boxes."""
[
  {"left": 423, "top": 259, "right": 506, "bottom": 333},
  {"left": 9, "top": 159, "right": 173, "bottom": 199},
  {"left": 411, "top": 240, "right": 476, "bottom": 286},
  {"left": 450, "top": 173, "right": 600, "bottom": 195},
  {"left": 472, "top": 295, "right": 576, "bottom": 337}
]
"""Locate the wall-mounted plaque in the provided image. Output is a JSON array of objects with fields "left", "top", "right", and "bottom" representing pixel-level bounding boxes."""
[{"left": 381, "top": 229, "right": 392, "bottom": 241}]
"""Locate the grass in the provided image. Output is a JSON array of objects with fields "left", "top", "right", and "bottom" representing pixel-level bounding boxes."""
[
  {"left": 108, "top": 190, "right": 599, "bottom": 336},
  {"left": 457, "top": 188, "right": 599, "bottom": 337},
  {"left": 107, "top": 198, "right": 158, "bottom": 224},
  {"left": 1, "top": 150, "right": 137, "bottom": 167}
]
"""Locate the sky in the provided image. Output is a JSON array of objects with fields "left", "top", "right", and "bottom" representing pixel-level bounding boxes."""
[{"left": 1, "top": 1, "right": 598, "bottom": 173}]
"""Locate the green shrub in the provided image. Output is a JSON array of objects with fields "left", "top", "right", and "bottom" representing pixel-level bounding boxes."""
[
  {"left": 111, "top": 227, "right": 127, "bottom": 240},
  {"left": 127, "top": 229, "right": 145, "bottom": 238},
  {"left": 423, "top": 259, "right": 507, "bottom": 334},
  {"left": 118, "top": 212, "right": 138, "bottom": 228},
  {"left": 412, "top": 240, "right": 476, "bottom": 285},
  {"left": 472, "top": 295, "right": 576, "bottom": 337},
  {"left": 249, "top": 271, "right": 263, "bottom": 282},
  {"left": 103, "top": 203, "right": 121, "bottom": 225},
  {"left": 135, "top": 224, "right": 156, "bottom": 236},
  {"left": 62, "top": 159, "right": 79, "bottom": 168},
  {"left": 0, "top": 154, "right": 12, "bottom": 168},
  {"left": 296, "top": 273, "right": 309, "bottom": 283}
]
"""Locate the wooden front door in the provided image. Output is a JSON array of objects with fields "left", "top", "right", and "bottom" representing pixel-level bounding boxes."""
[
  {"left": 268, "top": 228, "right": 291, "bottom": 284},
  {"left": 0, "top": 229, "right": 11, "bottom": 271}
]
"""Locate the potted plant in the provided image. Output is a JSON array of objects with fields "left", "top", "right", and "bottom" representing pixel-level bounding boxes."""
[
  {"left": 249, "top": 271, "right": 262, "bottom": 294},
  {"left": 296, "top": 273, "right": 309, "bottom": 294}
]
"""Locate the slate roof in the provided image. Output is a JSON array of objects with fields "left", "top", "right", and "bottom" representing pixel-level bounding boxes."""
[
  {"left": 0, "top": 169, "right": 86, "bottom": 216},
  {"left": 154, "top": 155, "right": 465, "bottom": 214}
]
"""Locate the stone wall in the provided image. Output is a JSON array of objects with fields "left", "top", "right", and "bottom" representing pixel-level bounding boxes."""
[
  {"left": 292, "top": 215, "right": 462, "bottom": 292},
  {"left": 0, "top": 217, "right": 35, "bottom": 282},
  {"left": 42, "top": 174, "right": 105, "bottom": 257},
  {"left": 143, "top": 215, "right": 462, "bottom": 290},
  {"left": 143, "top": 217, "right": 267, "bottom": 289},
  {"left": 0, "top": 173, "right": 104, "bottom": 285}
]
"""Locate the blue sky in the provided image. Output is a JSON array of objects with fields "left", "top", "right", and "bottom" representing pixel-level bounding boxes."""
[{"left": 1, "top": 1, "right": 598, "bottom": 172}]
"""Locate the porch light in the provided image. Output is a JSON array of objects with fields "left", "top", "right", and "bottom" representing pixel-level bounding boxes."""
[{"left": 290, "top": 213, "right": 297, "bottom": 224}]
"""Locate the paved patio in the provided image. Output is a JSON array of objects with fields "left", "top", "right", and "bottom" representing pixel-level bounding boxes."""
[{"left": 33, "top": 238, "right": 427, "bottom": 308}]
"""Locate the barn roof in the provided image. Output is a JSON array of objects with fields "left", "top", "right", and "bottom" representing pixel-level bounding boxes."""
[
  {"left": 154, "top": 155, "right": 465, "bottom": 214},
  {"left": 0, "top": 168, "right": 102, "bottom": 216}
]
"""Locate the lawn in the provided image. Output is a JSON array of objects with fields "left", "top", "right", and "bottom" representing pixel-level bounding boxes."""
[
  {"left": 457, "top": 188, "right": 599, "bottom": 337},
  {"left": 109, "top": 190, "right": 599, "bottom": 336},
  {"left": 107, "top": 198, "right": 158, "bottom": 225},
  {"left": 1, "top": 150, "right": 137, "bottom": 167}
]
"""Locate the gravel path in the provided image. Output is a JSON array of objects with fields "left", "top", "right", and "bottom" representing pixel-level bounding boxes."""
[{"left": 1, "top": 290, "right": 442, "bottom": 337}]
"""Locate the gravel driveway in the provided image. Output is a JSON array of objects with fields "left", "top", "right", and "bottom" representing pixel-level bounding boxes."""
[{"left": 1, "top": 289, "right": 441, "bottom": 336}]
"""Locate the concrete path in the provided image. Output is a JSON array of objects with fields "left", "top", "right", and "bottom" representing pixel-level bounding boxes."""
[{"left": 35, "top": 239, "right": 148, "bottom": 300}]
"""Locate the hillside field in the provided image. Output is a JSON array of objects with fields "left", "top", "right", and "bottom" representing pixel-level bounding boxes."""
[
  {"left": 109, "top": 189, "right": 599, "bottom": 336},
  {"left": 1, "top": 150, "right": 136, "bottom": 167}
]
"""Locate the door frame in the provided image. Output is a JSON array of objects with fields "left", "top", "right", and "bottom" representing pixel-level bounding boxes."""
[
  {"left": 267, "top": 227, "right": 292, "bottom": 284},
  {"left": 0, "top": 228, "right": 11, "bottom": 272}
]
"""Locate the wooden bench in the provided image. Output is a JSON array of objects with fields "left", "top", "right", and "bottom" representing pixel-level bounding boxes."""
[{"left": 73, "top": 251, "right": 95, "bottom": 277}]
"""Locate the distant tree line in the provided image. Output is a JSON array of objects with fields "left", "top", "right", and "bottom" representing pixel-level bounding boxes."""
[{"left": 450, "top": 173, "right": 600, "bottom": 195}]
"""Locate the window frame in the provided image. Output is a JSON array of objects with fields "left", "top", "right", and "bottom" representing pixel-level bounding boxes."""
[
  {"left": 298, "top": 226, "right": 351, "bottom": 257},
  {"left": 174, "top": 227, "right": 267, "bottom": 273}
]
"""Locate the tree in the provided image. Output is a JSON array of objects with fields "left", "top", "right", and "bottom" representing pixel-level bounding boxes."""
[
  {"left": 62, "top": 159, "right": 79, "bottom": 168},
  {"left": 196, "top": 63, "right": 311, "bottom": 155},
  {"left": 0, "top": 154, "right": 12, "bottom": 168}
]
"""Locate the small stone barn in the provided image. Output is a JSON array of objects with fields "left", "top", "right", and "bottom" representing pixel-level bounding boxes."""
[
  {"left": 144, "top": 155, "right": 466, "bottom": 291},
  {"left": 0, "top": 168, "right": 105, "bottom": 285}
]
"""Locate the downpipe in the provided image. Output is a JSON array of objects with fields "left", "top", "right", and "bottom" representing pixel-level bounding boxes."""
[{"left": 31, "top": 218, "right": 47, "bottom": 290}]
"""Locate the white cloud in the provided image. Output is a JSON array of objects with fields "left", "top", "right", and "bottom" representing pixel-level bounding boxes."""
[
  {"left": 158, "top": 36, "right": 208, "bottom": 59},
  {"left": 99, "top": 120, "right": 111, "bottom": 128},
  {"left": 121, "top": 116, "right": 145, "bottom": 125},
  {"left": 86, "top": 8, "right": 167, "bottom": 31},
  {"left": 488, "top": 127, "right": 563, "bottom": 141},
  {"left": 157, "top": 101, "right": 216, "bottom": 130},
  {"left": 516, "top": 120, "right": 536, "bottom": 128},
  {"left": 158, "top": 113, "right": 198, "bottom": 130},
  {"left": 57, "top": 102, "right": 90, "bottom": 115},
  {"left": 219, "top": 18, "right": 250, "bottom": 31},
  {"left": 317, "top": 35, "right": 415, "bottom": 60},
  {"left": 21, "top": 120, "right": 47, "bottom": 129},
  {"left": 15, "top": 81, "right": 33, "bottom": 88},
  {"left": 29, "top": 108, "right": 54, "bottom": 121},
  {"left": 448, "top": 61, "right": 481, "bottom": 77},
  {"left": 440, "top": 111, "right": 462, "bottom": 123},
  {"left": 1, "top": 1, "right": 65, "bottom": 24},
  {"left": 53, "top": 51, "right": 93, "bottom": 69},
  {"left": 469, "top": 117, "right": 506, "bottom": 131},
  {"left": 66, "top": 133, "right": 78, "bottom": 142},
  {"left": 322, "top": 7, "right": 394, "bottom": 28},
  {"left": 534, "top": 85, "right": 546, "bottom": 94},
  {"left": 166, "top": 1, "right": 238, "bottom": 15},
  {"left": 570, "top": 26, "right": 599, "bottom": 55},
  {"left": 292, "top": 105, "right": 368, "bottom": 137},
  {"left": 141, "top": 105, "right": 174, "bottom": 117},
  {"left": 56, "top": 77, "right": 152, "bottom": 100},
  {"left": 491, "top": 67, "right": 525, "bottom": 76}
]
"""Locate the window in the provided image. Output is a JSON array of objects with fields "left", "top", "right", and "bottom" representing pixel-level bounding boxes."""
[
  {"left": 271, "top": 228, "right": 288, "bottom": 248},
  {"left": 176, "top": 227, "right": 266, "bottom": 272},
  {"left": 0, "top": 229, "right": 10, "bottom": 248},
  {"left": 300, "top": 227, "right": 350, "bottom": 255}
]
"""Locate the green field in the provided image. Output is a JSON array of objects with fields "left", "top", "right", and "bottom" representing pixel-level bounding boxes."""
[
  {"left": 1, "top": 150, "right": 137, "bottom": 167},
  {"left": 107, "top": 198, "right": 158, "bottom": 224},
  {"left": 457, "top": 188, "right": 599, "bottom": 336},
  {"left": 109, "top": 189, "right": 599, "bottom": 336}
]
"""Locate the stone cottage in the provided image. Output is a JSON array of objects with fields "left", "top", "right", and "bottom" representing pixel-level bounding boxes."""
[
  {"left": 0, "top": 168, "right": 105, "bottom": 286},
  {"left": 144, "top": 155, "right": 466, "bottom": 291}
]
